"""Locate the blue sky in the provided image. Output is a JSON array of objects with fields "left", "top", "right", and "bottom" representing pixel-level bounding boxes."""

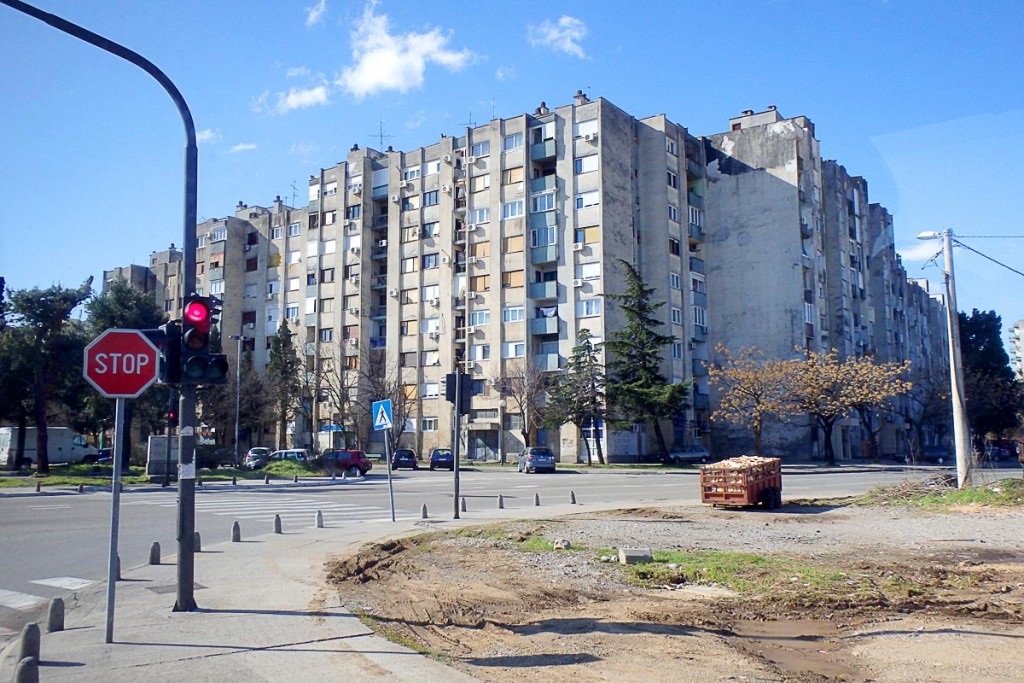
[{"left": 2, "top": 0, "right": 1023, "bottom": 337}]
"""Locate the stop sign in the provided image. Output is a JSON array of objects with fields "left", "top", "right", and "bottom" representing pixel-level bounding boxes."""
[{"left": 83, "top": 329, "right": 160, "bottom": 398}]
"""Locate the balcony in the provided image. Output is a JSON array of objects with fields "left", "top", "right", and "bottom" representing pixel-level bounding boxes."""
[
  {"left": 529, "top": 174, "right": 556, "bottom": 193},
  {"left": 689, "top": 256, "right": 705, "bottom": 275},
  {"left": 530, "top": 139, "right": 556, "bottom": 160},
  {"left": 371, "top": 245, "right": 388, "bottom": 259},
  {"left": 534, "top": 353, "right": 561, "bottom": 371},
  {"left": 370, "top": 337, "right": 387, "bottom": 349},
  {"left": 691, "top": 325, "right": 707, "bottom": 343},
  {"left": 370, "top": 306, "right": 387, "bottom": 319},
  {"left": 690, "top": 290, "right": 707, "bottom": 308},
  {"left": 529, "top": 316, "right": 559, "bottom": 335},
  {"left": 686, "top": 158, "right": 704, "bottom": 178},
  {"left": 530, "top": 245, "right": 557, "bottom": 265},
  {"left": 371, "top": 185, "right": 388, "bottom": 200},
  {"left": 208, "top": 267, "right": 224, "bottom": 281},
  {"left": 529, "top": 211, "right": 557, "bottom": 231},
  {"left": 692, "top": 358, "right": 708, "bottom": 377},
  {"left": 372, "top": 215, "right": 389, "bottom": 230},
  {"left": 308, "top": 199, "right": 320, "bottom": 212},
  {"left": 528, "top": 281, "right": 558, "bottom": 300},
  {"left": 688, "top": 222, "right": 704, "bottom": 241},
  {"left": 370, "top": 274, "right": 387, "bottom": 289},
  {"left": 687, "top": 191, "right": 704, "bottom": 209}
]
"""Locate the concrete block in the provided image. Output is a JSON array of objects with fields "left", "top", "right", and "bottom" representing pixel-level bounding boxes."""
[
  {"left": 618, "top": 547, "right": 654, "bottom": 565},
  {"left": 13, "top": 656, "right": 38, "bottom": 683},
  {"left": 46, "top": 597, "right": 64, "bottom": 633},
  {"left": 149, "top": 541, "right": 161, "bottom": 565},
  {"left": 18, "top": 623, "right": 40, "bottom": 662}
]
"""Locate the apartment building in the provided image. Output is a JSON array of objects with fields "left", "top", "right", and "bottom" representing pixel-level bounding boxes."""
[
  {"left": 1009, "top": 321, "right": 1024, "bottom": 378},
  {"left": 119, "top": 95, "right": 947, "bottom": 462}
]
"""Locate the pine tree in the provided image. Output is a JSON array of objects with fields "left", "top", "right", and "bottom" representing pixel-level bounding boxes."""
[
  {"left": 544, "top": 329, "right": 607, "bottom": 464},
  {"left": 266, "top": 322, "right": 302, "bottom": 450},
  {"left": 603, "top": 260, "right": 689, "bottom": 461}
]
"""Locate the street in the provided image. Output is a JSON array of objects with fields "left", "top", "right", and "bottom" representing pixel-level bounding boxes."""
[{"left": 0, "top": 464, "right": 998, "bottom": 641}]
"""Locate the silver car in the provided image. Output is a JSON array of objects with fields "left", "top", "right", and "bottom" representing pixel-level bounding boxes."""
[{"left": 518, "top": 446, "right": 557, "bottom": 473}]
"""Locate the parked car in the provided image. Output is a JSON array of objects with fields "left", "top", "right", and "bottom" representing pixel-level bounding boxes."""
[
  {"left": 269, "top": 449, "right": 310, "bottom": 464},
  {"left": 243, "top": 447, "right": 270, "bottom": 470},
  {"left": 96, "top": 448, "right": 113, "bottom": 465},
  {"left": 667, "top": 445, "right": 711, "bottom": 465},
  {"left": 919, "top": 446, "right": 952, "bottom": 463},
  {"left": 391, "top": 448, "right": 419, "bottom": 470},
  {"left": 429, "top": 447, "right": 454, "bottom": 471},
  {"left": 518, "top": 446, "right": 557, "bottom": 474},
  {"left": 315, "top": 449, "right": 373, "bottom": 476}
]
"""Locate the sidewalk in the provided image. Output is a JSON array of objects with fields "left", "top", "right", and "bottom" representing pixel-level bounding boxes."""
[{"left": 0, "top": 491, "right": 621, "bottom": 682}]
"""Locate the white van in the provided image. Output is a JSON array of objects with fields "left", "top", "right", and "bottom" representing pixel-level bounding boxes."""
[{"left": 0, "top": 427, "right": 99, "bottom": 467}]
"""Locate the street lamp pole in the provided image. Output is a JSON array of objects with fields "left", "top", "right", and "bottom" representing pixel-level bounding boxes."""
[
  {"left": 229, "top": 335, "right": 252, "bottom": 467},
  {"left": 918, "top": 229, "right": 973, "bottom": 488}
]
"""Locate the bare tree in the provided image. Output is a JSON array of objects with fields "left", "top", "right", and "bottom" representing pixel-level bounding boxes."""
[
  {"left": 354, "top": 348, "right": 415, "bottom": 451},
  {"left": 318, "top": 344, "right": 359, "bottom": 449},
  {"left": 500, "top": 358, "right": 548, "bottom": 448}
]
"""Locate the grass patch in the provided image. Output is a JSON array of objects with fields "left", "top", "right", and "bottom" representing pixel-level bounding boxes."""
[
  {"left": 0, "top": 464, "right": 149, "bottom": 488},
  {"left": 263, "top": 460, "right": 315, "bottom": 478},
  {"left": 354, "top": 611, "right": 451, "bottom": 662},
  {"left": 858, "top": 477, "right": 1024, "bottom": 508}
]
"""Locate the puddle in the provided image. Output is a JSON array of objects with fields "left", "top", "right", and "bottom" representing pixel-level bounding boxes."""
[{"left": 728, "top": 618, "right": 861, "bottom": 680}]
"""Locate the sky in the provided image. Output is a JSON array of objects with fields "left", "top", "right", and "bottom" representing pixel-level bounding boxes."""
[{"left": 2, "top": 0, "right": 1023, "bottom": 339}]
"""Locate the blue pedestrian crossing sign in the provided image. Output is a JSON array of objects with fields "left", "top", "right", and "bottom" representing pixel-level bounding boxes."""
[{"left": 372, "top": 399, "right": 393, "bottom": 431}]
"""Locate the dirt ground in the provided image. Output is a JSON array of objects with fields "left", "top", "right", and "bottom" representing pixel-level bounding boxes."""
[{"left": 325, "top": 504, "right": 1024, "bottom": 682}]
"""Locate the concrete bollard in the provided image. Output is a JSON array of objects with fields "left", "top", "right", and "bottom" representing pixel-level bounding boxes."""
[
  {"left": 194, "top": 531, "right": 202, "bottom": 553},
  {"left": 331, "top": 471, "right": 336, "bottom": 481},
  {"left": 534, "top": 492, "right": 541, "bottom": 506},
  {"left": 78, "top": 483, "right": 84, "bottom": 493},
  {"left": 231, "top": 521, "right": 241, "bottom": 542},
  {"left": 149, "top": 542, "right": 161, "bottom": 565},
  {"left": 341, "top": 469, "right": 349, "bottom": 480},
  {"left": 570, "top": 490, "right": 577, "bottom": 505},
  {"left": 18, "top": 623, "right": 40, "bottom": 663},
  {"left": 273, "top": 514, "right": 282, "bottom": 534},
  {"left": 35, "top": 481, "right": 41, "bottom": 493},
  {"left": 421, "top": 503, "right": 428, "bottom": 519},
  {"left": 497, "top": 494, "right": 504, "bottom": 509},
  {"left": 13, "top": 656, "right": 38, "bottom": 683},
  {"left": 232, "top": 476, "right": 237, "bottom": 485},
  {"left": 47, "top": 597, "right": 64, "bottom": 633},
  {"left": 293, "top": 474, "right": 299, "bottom": 483},
  {"left": 315, "top": 510, "right": 324, "bottom": 528},
  {"left": 196, "top": 477, "right": 202, "bottom": 488},
  {"left": 264, "top": 474, "right": 270, "bottom": 485},
  {"left": 460, "top": 497, "right": 467, "bottom": 512}
]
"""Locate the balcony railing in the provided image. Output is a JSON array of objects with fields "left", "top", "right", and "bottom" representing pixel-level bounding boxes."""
[
  {"left": 528, "top": 281, "right": 558, "bottom": 300},
  {"left": 529, "top": 316, "right": 559, "bottom": 335},
  {"left": 687, "top": 191, "right": 704, "bottom": 209},
  {"left": 530, "top": 139, "right": 556, "bottom": 160},
  {"left": 530, "top": 245, "right": 557, "bottom": 265},
  {"left": 689, "top": 257, "right": 705, "bottom": 275},
  {"left": 533, "top": 353, "right": 561, "bottom": 371},
  {"left": 370, "top": 337, "right": 387, "bottom": 349},
  {"left": 529, "top": 174, "right": 556, "bottom": 193}
]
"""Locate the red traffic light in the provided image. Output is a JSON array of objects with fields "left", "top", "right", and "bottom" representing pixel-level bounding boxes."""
[{"left": 184, "top": 299, "right": 209, "bottom": 324}]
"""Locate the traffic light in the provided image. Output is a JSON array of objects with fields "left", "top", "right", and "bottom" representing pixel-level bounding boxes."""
[
  {"left": 141, "top": 321, "right": 181, "bottom": 385},
  {"left": 444, "top": 372, "right": 473, "bottom": 415},
  {"left": 180, "top": 295, "right": 229, "bottom": 384}
]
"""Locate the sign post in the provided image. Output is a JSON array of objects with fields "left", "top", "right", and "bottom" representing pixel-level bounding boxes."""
[
  {"left": 83, "top": 329, "right": 159, "bottom": 644},
  {"left": 372, "top": 399, "right": 396, "bottom": 522}
]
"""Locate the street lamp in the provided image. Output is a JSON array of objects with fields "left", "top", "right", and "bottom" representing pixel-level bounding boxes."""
[
  {"left": 498, "top": 397, "right": 507, "bottom": 465},
  {"left": 229, "top": 335, "right": 252, "bottom": 467},
  {"left": 917, "top": 229, "right": 972, "bottom": 488}
]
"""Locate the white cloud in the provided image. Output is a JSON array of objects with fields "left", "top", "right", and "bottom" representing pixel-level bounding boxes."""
[
  {"left": 286, "top": 66, "right": 311, "bottom": 78},
  {"left": 196, "top": 129, "right": 220, "bottom": 145},
  {"left": 528, "top": 16, "right": 588, "bottom": 58},
  {"left": 405, "top": 111, "right": 427, "bottom": 130},
  {"left": 337, "top": 3, "right": 472, "bottom": 99},
  {"left": 305, "top": 0, "right": 327, "bottom": 27},
  {"left": 290, "top": 142, "right": 320, "bottom": 159},
  {"left": 495, "top": 67, "right": 516, "bottom": 82},
  {"left": 229, "top": 143, "right": 258, "bottom": 154},
  {"left": 275, "top": 86, "right": 330, "bottom": 113}
]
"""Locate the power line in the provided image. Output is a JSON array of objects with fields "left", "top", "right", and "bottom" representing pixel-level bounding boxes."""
[{"left": 954, "top": 239, "right": 1024, "bottom": 279}]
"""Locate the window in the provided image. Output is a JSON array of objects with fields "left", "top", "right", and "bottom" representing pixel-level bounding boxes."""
[
  {"left": 469, "top": 274, "right": 490, "bottom": 291},
  {"left": 502, "top": 166, "right": 524, "bottom": 184},
  {"left": 422, "top": 253, "right": 439, "bottom": 269},
  {"left": 210, "top": 280, "right": 225, "bottom": 295},
  {"left": 421, "top": 417, "right": 438, "bottom": 432},
  {"left": 271, "top": 227, "right": 283, "bottom": 240},
  {"left": 344, "top": 264, "right": 360, "bottom": 279},
  {"left": 246, "top": 257, "right": 258, "bottom": 272},
  {"left": 422, "top": 284, "right": 440, "bottom": 301},
  {"left": 470, "top": 175, "right": 491, "bottom": 193},
  {"left": 402, "top": 167, "right": 421, "bottom": 181},
  {"left": 308, "top": 214, "right": 320, "bottom": 230},
  {"left": 401, "top": 226, "right": 419, "bottom": 243},
  {"left": 285, "top": 304, "right": 299, "bottom": 319},
  {"left": 503, "top": 235, "right": 524, "bottom": 253},
  {"left": 668, "top": 205, "right": 679, "bottom": 222},
  {"left": 667, "top": 171, "right": 678, "bottom": 189},
  {"left": 420, "top": 350, "right": 439, "bottom": 366},
  {"left": 424, "top": 160, "right": 440, "bottom": 176},
  {"left": 344, "top": 294, "right": 359, "bottom": 310},
  {"left": 401, "top": 319, "right": 418, "bottom": 336},
  {"left": 666, "top": 139, "right": 678, "bottom": 155},
  {"left": 421, "top": 222, "right": 439, "bottom": 238},
  {"left": 288, "top": 250, "right": 301, "bottom": 264},
  {"left": 423, "top": 190, "right": 439, "bottom": 207},
  {"left": 320, "top": 298, "right": 335, "bottom": 313},
  {"left": 501, "top": 270, "right": 525, "bottom": 288},
  {"left": 342, "top": 324, "right": 358, "bottom": 340},
  {"left": 401, "top": 257, "right": 417, "bottom": 273},
  {"left": 422, "top": 318, "right": 440, "bottom": 334},
  {"left": 197, "top": 235, "right": 207, "bottom": 248},
  {"left": 421, "top": 383, "right": 439, "bottom": 398},
  {"left": 531, "top": 226, "right": 556, "bottom": 247},
  {"left": 530, "top": 121, "right": 555, "bottom": 143},
  {"left": 322, "top": 268, "right": 335, "bottom": 283},
  {"left": 503, "top": 305, "right": 525, "bottom": 323},
  {"left": 401, "top": 195, "right": 420, "bottom": 212},
  {"left": 210, "top": 227, "right": 227, "bottom": 242},
  {"left": 503, "top": 341, "right": 525, "bottom": 358},
  {"left": 267, "top": 281, "right": 281, "bottom": 295},
  {"left": 470, "top": 344, "right": 490, "bottom": 360},
  {"left": 470, "top": 140, "right": 491, "bottom": 157},
  {"left": 573, "top": 119, "right": 598, "bottom": 138},
  {"left": 244, "top": 284, "right": 257, "bottom": 298},
  {"left": 499, "top": 200, "right": 524, "bottom": 219},
  {"left": 691, "top": 274, "right": 706, "bottom": 293},
  {"left": 503, "top": 133, "right": 523, "bottom": 151},
  {"left": 471, "top": 241, "right": 490, "bottom": 258},
  {"left": 669, "top": 238, "right": 681, "bottom": 256},
  {"left": 307, "top": 272, "right": 317, "bottom": 286},
  {"left": 530, "top": 192, "right": 555, "bottom": 213},
  {"left": 575, "top": 191, "right": 599, "bottom": 209},
  {"left": 346, "top": 205, "right": 362, "bottom": 219},
  {"left": 401, "top": 288, "right": 417, "bottom": 304},
  {"left": 574, "top": 155, "right": 599, "bottom": 174},
  {"left": 671, "top": 307, "right": 683, "bottom": 325},
  {"left": 324, "top": 210, "right": 337, "bottom": 226},
  {"left": 469, "top": 207, "right": 490, "bottom": 223},
  {"left": 673, "top": 342, "right": 684, "bottom": 360},
  {"left": 320, "top": 328, "right": 333, "bottom": 343},
  {"left": 688, "top": 206, "right": 703, "bottom": 227},
  {"left": 576, "top": 299, "right": 602, "bottom": 318},
  {"left": 574, "top": 226, "right": 600, "bottom": 244},
  {"left": 804, "top": 302, "right": 815, "bottom": 324},
  {"left": 347, "top": 176, "right": 363, "bottom": 192},
  {"left": 692, "top": 306, "right": 707, "bottom": 328},
  {"left": 576, "top": 262, "right": 601, "bottom": 281},
  {"left": 469, "top": 309, "right": 491, "bottom": 326},
  {"left": 669, "top": 272, "right": 681, "bottom": 290},
  {"left": 287, "top": 277, "right": 300, "bottom": 291},
  {"left": 288, "top": 222, "right": 301, "bottom": 237}
]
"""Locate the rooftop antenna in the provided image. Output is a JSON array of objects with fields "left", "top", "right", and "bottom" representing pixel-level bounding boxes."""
[
  {"left": 289, "top": 180, "right": 299, "bottom": 208},
  {"left": 372, "top": 121, "right": 394, "bottom": 150},
  {"left": 461, "top": 112, "right": 476, "bottom": 130}
]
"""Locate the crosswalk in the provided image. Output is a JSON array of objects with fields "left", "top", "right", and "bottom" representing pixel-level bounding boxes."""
[
  {"left": 122, "top": 492, "right": 420, "bottom": 525},
  {"left": 0, "top": 577, "right": 96, "bottom": 613}
]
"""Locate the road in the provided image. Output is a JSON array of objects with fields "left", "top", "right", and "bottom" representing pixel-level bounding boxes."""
[{"left": 0, "top": 463, "right": 1000, "bottom": 640}]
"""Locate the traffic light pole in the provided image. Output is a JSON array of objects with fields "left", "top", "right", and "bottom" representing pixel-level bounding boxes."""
[
  {"left": 0, "top": 0, "right": 201, "bottom": 614},
  {"left": 453, "top": 372, "right": 462, "bottom": 520}
]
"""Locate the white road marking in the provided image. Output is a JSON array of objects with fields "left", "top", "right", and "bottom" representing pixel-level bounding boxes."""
[
  {"left": 30, "top": 577, "right": 94, "bottom": 591},
  {"left": 27, "top": 505, "right": 71, "bottom": 510},
  {"left": 0, "top": 589, "right": 47, "bottom": 610}
]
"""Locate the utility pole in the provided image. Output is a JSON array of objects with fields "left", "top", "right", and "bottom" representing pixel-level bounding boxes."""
[{"left": 229, "top": 335, "right": 252, "bottom": 467}]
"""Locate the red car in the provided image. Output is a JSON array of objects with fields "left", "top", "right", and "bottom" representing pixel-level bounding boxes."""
[{"left": 315, "top": 449, "right": 373, "bottom": 476}]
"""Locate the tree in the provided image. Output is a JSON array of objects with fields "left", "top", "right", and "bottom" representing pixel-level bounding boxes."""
[
  {"left": 354, "top": 348, "right": 413, "bottom": 451},
  {"left": 707, "top": 345, "right": 795, "bottom": 456},
  {"left": 899, "top": 364, "right": 951, "bottom": 459},
  {"left": 603, "top": 259, "right": 689, "bottom": 461},
  {"left": 543, "top": 329, "right": 607, "bottom": 464},
  {"left": 265, "top": 322, "right": 302, "bottom": 450},
  {"left": 85, "top": 279, "right": 168, "bottom": 467},
  {"left": 0, "top": 324, "right": 36, "bottom": 468},
  {"left": 7, "top": 280, "right": 93, "bottom": 473},
  {"left": 319, "top": 344, "right": 359, "bottom": 448},
  {"left": 783, "top": 349, "right": 911, "bottom": 464},
  {"left": 500, "top": 358, "right": 548, "bottom": 449},
  {"left": 959, "top": 309, "right": 1024, "bottom": 449}
]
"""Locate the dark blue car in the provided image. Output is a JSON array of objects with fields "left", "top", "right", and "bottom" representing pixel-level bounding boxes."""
[{"left": 429, "top": 447, "right": 454, "bottom": 471}]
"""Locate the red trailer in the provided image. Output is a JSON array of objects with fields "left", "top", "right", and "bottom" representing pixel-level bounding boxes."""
[{"left": 700, "top": 456, "right": 782, "bottom": 508}]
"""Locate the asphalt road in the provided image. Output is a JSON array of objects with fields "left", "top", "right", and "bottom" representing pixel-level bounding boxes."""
[{"left": 1, "top": 463, "right": 1010, "bottom": 639}]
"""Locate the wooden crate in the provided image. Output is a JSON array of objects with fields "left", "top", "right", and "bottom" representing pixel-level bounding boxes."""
[{"left": 700, "top": 457, "right": 782, "bottom": 508}]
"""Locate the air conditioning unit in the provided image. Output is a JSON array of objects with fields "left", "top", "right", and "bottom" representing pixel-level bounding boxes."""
[
  {"left": 401, "top": 181, "right": 412, "bottom": 190},
  {"left": 243, "top": 244, "right": 252, "bottom": 252},
  {"left": 443, "top": 154, "right": 452, "bottom": 163},
  {"left": 467, "top": 156, "right": 477, "bottom": 165},
  {"left": 428, "top": 331, "right": 440, "bottom": 340},
  {"left": 391, "top": 194, "right": 399, "bottom": 203},
  {"left": 584, "top": 132, "right": 597, "bottom": 142},
  {"left": 465, "top": 291, "right": 477, "bottom": 299},
  {"left": 440, "top": 255, "right": 451, "bottom": 264},
  {"left": 352, "top": 183, "right": 362, "bottom": 194},
  {"left": 441, "top": 185, "right": 450, "bottom": 193},
  {"left": 348, "top": 274, "right": 359, "bottom": 283},
  {"left": 377, "top": 239, "right": 387, "bottom": 248},
  {"left": 486, "top": 378, "right": 496, "bottom": 387},
  {"left": 572, "top": 279, "right": 584, "bottom": 288},
  {"left": 349, "top": 246, "right": 360, "bottom": 254},
  {"left": 466, "top": 326, "right": 476, "bottom": 334},
  {"left": 572, "top": 242, "right": 585, "bottom": 252},
  {"left": 265, "top": 293, "right": 275, "bottom": 300},
  {"left": 429, "top": 298, "right": 440, "bottom": 307},
  {"left": 348, "top": 307, "right": 359, "bottom": 315},
  {"left": 347, "top": 338, "right": 358, "bottom": 346},
  {"left": 465, "top": 224, "right": 476, "bottom": 232},
  {"left": 467, "top": 256, "right": 478, "bottom": 265},
  {"left": 388, "top": 288, "right": 399, "bottom": 297}
]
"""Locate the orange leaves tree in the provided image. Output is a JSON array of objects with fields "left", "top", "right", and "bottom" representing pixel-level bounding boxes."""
[
  {"left": 783, "top": 349, "right": 911, "bottom": 464},
  {"left": 707, "top": 345, "right": 795, "bottom": 456}
]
